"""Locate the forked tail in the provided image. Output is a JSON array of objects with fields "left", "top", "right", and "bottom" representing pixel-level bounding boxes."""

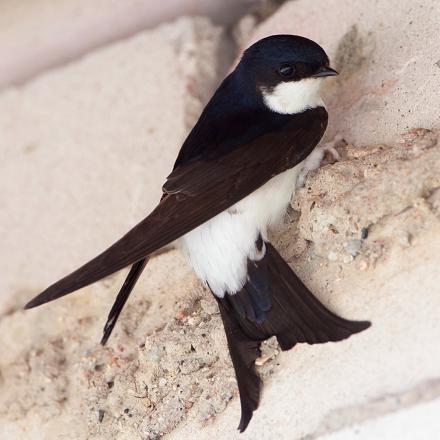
[
  {"left": 215, "top": 242, "right": 370, "bottom": 432},
  {"left": 101, "top": 257, "right": 149, "bottom": 345}
]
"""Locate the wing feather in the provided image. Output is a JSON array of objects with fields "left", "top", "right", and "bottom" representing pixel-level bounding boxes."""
[{"left": 26, "top": 107, "right": 327, "bottom": 308}]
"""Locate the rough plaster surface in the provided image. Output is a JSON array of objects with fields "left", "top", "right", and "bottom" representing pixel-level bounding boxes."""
[
  {"left": 2, "top": 129, "right": 439, "bottom": 439},
  {"left": 1, "top": 1, "right": 440, "bottom": 439},
  {"left": 322, "top": 398, "right": 440, "bottom": 440}
]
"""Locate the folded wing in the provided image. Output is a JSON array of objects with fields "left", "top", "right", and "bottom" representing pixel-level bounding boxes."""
[{"left": 26, "top": 107, "right": 327, "bottom": 309}]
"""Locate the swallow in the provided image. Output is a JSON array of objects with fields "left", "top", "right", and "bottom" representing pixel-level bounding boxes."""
[{"left": 25, "top": 34, "right": 370, "bottom": 432}]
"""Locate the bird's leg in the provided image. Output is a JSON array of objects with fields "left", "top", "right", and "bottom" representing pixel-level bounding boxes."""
[{"left": 296, "top": 134, "right": 343, "bottom": 188}]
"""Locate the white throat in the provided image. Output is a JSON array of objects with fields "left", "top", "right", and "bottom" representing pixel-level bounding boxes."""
[{"left": 261, "top": 78, "right": 324, "bottom": 114}]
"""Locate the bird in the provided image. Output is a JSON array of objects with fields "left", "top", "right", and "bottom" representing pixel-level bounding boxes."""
[{"left": 25, "top": 34, "right": 370, "bottom": 432}]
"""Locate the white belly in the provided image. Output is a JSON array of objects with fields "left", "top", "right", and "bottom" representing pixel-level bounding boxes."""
[{"left": 179, "top": 163, "right": 303, "bottom": 297}]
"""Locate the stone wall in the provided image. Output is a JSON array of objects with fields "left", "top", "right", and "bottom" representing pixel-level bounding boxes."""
[{"left": 1, "top": 1, "right": 439, "bottom": 439}]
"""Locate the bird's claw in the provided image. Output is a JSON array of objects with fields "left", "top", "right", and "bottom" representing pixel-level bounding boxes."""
[{"left": 296, "top": 134, "right": 344, "bottom": 188}]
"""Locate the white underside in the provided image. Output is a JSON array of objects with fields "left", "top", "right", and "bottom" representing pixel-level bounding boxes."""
[
  {"left": 179, "top": 77, "right": 326, "bottom": 297},
  {"left": 179, "top": 164, "right": 303, "bottom": 297}
]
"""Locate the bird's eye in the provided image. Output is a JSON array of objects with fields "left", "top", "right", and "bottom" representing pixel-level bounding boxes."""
[{"left": 278, "top": 63, "right": 295, "bottom": 78}]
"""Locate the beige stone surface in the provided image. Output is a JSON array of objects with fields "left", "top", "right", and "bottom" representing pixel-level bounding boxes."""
[
  {"left": 0, "top": 16, "right": 231, "bottom": 314},
  {"left": 1, "top": 1, "right": 440, "bottom": 439},
  {"left": 323, "top": 398, "right": 440, "bottom": 439},
  {"left": 2, "top": 130, "right": 439, "bottom": 440}
]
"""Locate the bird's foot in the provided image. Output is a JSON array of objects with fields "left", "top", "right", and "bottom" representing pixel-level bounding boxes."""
[{"left": 297, "top": 134, "right": 344, "bottom": 187}]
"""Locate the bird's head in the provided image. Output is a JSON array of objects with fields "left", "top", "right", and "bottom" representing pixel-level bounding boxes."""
[{"left": 237, "top": 35, "right": 337, "bottom": 114}]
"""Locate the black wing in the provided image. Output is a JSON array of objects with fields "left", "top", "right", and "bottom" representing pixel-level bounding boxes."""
[{"left": 26, "top": 106, "right": 327, "bottom": 308}]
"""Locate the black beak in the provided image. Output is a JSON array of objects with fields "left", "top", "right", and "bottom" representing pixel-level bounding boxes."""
[{"left": 312, "top": 66, "right": 339, "bottom": 78}]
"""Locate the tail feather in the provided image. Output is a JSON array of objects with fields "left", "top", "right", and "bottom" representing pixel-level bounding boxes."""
[
  {"left": 100, "top": 257, "right": 149, "bottom": 345},
  {"left": 215, "top": 242, "right": 370, "bottom": 432},
  {"left": 216, "top": 299, "right": 262, "bottom": 433}
]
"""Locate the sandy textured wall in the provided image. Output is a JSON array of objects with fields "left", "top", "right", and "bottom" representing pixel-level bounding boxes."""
[{"left": 1, "top": 1, "right": 440, "bottom": 439}]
